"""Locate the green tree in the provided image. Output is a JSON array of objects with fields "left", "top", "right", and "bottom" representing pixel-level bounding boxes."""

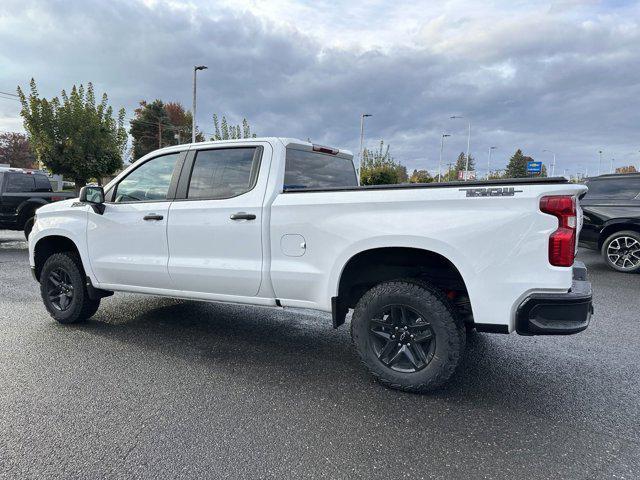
[
  {"left": 452, "top": 152, "right": 476, "bottom": 180},
  {"left": 18, "top": 79, "right": 126, "bottom": 191},
  {"left": 211, "top": 114, "right": 257, "bottom": 140},
  {"left": 504, "top": 149, "right": 547, "bottom": 178},
  {"left": 360, "top": 140, "right": 407, "bottom": 185},
  {"left": 409, "top": 169, "right": 433, "bottom": 183},
  {"left": 395, "top": 164, "right": 409, "bottom": 183},
  {"left": 0, "top": 132, "right": 36, "bottom": 169},
  {"left": 129, "top": 100, "right": 201, "bottom": 161}
]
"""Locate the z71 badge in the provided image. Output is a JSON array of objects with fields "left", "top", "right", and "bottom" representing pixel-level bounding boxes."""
[{"left": 460, "top": 187, "right": 523, "bottom": 197}]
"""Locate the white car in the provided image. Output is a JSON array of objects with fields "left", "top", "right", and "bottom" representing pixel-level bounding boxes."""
[{"left": 28, "top": 138, "right": 593, "bottom": 392}]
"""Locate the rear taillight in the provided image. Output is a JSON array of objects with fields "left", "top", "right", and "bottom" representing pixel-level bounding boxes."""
[
  {"left": 51, "top": 196, "right": 65, "bottom": 202},
  {"left": 540, "top": 195, "right": 576, "bottom": 267}
]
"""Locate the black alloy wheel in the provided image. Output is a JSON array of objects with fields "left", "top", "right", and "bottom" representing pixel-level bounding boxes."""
[
  {"left": 47, "top": 267, "right": 75, "bottom": 311},
  {"left": 369, "top": 304, "right": 436, "bottom": 373}
]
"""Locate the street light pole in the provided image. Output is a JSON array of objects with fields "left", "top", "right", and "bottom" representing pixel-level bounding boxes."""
[
  {"left": 192, "top": 65, "right": 208, "bottom": 143},
  {"left": 358, "top": 113, "right": 372, "bottom": 181},
  {"left": 438, "top": 133, "right": 451, "bottom": 182},
  {"left": 486, "top": 146, "right": 496, "bottom": 179},
  {"left": 542, "top": 149, "right": 556, "bottom": 177},
  {"left": 610, "top": 158, "right": 615, "bottom": 174},
  {"left": 598, "top": 150, "right": 603, "bottom": 176},
  {"left": 450, "top": 116, "right": 471, "bottom": 179}
]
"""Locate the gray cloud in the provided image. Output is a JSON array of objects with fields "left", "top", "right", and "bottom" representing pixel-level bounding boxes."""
[{"left": 1, "top": 0, "right": 639, "bottom": 175}]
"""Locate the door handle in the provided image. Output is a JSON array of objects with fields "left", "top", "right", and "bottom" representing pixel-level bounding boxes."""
[
  {"left": 230, "top": 212, "right": 256, "bottom": 220},
  {"left": 143, "top": 214, "right": 164, "bottom": 221}
]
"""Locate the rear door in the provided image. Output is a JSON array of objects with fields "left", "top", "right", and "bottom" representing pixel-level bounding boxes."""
[
  {"left": 87, "top": 150, "right": 186, "bottom": 289},
  {"left": 167, "top": 143, "right": 271, "bottom": 296}
]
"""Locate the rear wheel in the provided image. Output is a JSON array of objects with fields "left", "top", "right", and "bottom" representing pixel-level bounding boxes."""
[
  {"left": 351, "top": 280, "right": 465, "bottom": 393},
  {"left": 601, "top": 230, "right": 640, "bottom": 273},
  {"left": 40, "top": 252, "right": 100, "bottom": 323}
]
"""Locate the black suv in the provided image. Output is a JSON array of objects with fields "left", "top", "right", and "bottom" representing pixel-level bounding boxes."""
[{"left": 580, "top": 173, "right": 640, "bottom": 273}]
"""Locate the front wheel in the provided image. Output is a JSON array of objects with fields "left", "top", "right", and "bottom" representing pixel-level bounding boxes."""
[
  {"left": 351, "top": 280, "right": 465, "bottom": 393},
  {"left": 601, "top": 230, "right": 640, "bottom": 273},
  {"left": 40, "top": 252, "right": 101, "bottom": 323}
]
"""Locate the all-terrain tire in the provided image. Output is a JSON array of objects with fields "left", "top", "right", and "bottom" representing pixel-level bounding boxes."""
[
  {"left": 40, "top": 252, "right": 101, "bottom": 324},
  {"left": 351, "top": 280, "right": 465, "bottom": 393}
]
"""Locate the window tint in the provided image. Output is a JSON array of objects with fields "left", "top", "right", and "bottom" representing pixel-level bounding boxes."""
[
  {"left": 6, "top": 174, "right": 36, "bottom": 192},
  {"left": 585, "top": 177, "right": 640, "bottom": 199},
  {"left": 34, "top": 175, "right": 52, "bottom": 192},
  {"left": 187, "top": 148, "right": 260, "bottom": 199},
  {"left": 284, "top": 149, "right": 357, "bottom": 189},
  {"left": 114, "top": 153, "right": 179, "bottom": 202}
]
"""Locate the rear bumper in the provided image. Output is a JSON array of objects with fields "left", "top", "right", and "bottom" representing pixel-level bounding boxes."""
[{"left": 516, "top": 262, "right": 593, "bottom": 335}]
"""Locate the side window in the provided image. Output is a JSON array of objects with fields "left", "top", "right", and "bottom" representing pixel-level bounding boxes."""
[
  {"left": 6, "top": 174, "right": 36, "bottom": 192},
  {"left": 585, "top": 178, "right": 640, "bottom": 199},
  {"left": 114, "top": 153, "right": 180, "bottom": 203},
  {"left": 284, "top": 148, "right": 357, "bottom": 189},
  {"left": 34, "top": 175, "right": 52, "bottom": 192},
  {"left": 187, "top": 148, "right": 260, "bottom": 199}
]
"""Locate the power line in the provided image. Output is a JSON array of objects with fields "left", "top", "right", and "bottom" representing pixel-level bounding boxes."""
[
  {"left": 0, "top": 91, "right": 19, "bottom": 97},
  {"left": 0, "top": 94, "right": 20, "bottom": 102}
]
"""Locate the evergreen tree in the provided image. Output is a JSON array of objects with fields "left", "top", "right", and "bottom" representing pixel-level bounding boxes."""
[
  {"left": 505, "top": 149, "right": 546, "bottom": 178},
  {"left": 453, "top": 152, "right": 476, "bottom": 179}
]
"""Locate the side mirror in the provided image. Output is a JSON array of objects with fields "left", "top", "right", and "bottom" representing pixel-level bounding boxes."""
[{"left": 79, "top": 186, "right": 105, "bottom": 214}]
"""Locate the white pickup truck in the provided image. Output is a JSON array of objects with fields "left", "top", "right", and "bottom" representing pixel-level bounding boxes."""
[{"left": 28, "top": 138, "right": 593, "bottom": 392}]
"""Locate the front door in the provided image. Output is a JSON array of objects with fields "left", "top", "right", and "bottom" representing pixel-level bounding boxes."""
[
  {"left": 87, "top": 151, "right": 184, "bottom": 289},
  {"left": 167, "top": 144, "right": 269, "bottom": 296}
]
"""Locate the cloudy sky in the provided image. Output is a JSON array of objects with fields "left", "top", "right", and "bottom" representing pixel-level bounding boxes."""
[{"left": 1, "top": 0, "right": 639, "bottom": 176}]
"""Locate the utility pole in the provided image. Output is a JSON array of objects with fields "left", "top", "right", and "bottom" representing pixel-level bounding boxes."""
[
  {"left": 542, "top": 149, "right": 556, "bottom": 177},
  {"left": 358, "top": 113, "right": 372, "bottom": 181},
  {"left": 192, "top": 65, "right": 208, "bottom": 143},
  {"left": 610, "top": 158, "right": 615, "bottom": 174},
  {"left": 450, "top": 116, "right": 471, "bottom": 179},
  {"left": 486, "top": 146, "right": 496, "bottom": 179},
  {"left": 438, "top": 133, "right": 451, "bottom": 182},
  {"left": 598, "top": 150, "right": 603, "bottom": 176}
]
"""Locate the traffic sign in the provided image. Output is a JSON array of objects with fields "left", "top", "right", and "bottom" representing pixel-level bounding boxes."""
[{"left": 526, "top": 161, "right": 542, "bottom": 173}]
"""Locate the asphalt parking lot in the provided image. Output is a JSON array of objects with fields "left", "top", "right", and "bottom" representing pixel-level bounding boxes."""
[{"left": 0, "top": 230, "right": 639, "bottom": 479}]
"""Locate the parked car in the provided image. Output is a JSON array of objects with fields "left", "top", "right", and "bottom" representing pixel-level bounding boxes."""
[
  {"left": 28, "top": 138, "right": 593, "bottom": 392},
  {"left": 0, "top": 167, "right": 75, "bottom": 238},
  {"left": 580, "top": 173, "right": 640, "bottom": 273}
]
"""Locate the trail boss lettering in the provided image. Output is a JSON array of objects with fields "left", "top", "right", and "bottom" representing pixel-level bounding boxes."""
[{"left": 461, "top": 187, "right": 523, "bottom": 197}]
